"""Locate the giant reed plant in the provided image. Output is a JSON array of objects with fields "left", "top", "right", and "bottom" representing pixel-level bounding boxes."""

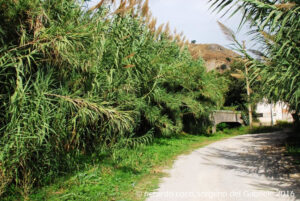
[{"left": 0, "top": 0, "right": 227, "bottom": 196}]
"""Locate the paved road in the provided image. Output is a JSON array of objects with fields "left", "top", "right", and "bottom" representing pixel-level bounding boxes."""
[{"left": 146, "top": 132, "right": 299, "bottom": 201}]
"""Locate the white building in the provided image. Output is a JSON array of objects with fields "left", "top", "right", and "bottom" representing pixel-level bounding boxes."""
[{"left": 255, "top": 100, "right": 293, "bottom": 125}]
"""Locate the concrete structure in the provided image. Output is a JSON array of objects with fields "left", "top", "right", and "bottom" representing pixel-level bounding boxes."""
[
  {"left": 256, "top": 100, "right": 293, "bottom": 125},
  {"left": 210, "top": 110, "right": 244, "bottom": 133}
]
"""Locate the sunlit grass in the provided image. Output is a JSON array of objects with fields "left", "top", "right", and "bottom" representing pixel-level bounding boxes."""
[
  {"left": 15, "top": 133, "right": 238, "bottom": 201},
  {"left": 19, "top": 127, "right": 262, "bottom": 201},
  {"left": 3, "top": 124, "right": 292, "bottom": 201}
]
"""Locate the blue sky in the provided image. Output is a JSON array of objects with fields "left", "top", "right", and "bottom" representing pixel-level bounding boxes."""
[{"left": 88, "top": 0, "right": 252, "bottom": 48}]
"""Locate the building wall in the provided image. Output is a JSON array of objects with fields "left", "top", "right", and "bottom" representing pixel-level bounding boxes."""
[{"left": 255, "top": 100, "right": 293, "bottom": 125}]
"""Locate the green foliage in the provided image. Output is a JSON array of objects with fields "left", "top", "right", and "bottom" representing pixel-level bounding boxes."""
[
  {"left": 285, "top": 129, "right": 300, "bottom": 164},
  {"left": 215, "top": 123, "right": 293, "bottom": 135},
  {"left": 286, "top": 145, "right": 300, "bottom": 157},
  {"left": 20, "top": 133, "right": 240, "bottom": 201},
  {"left": 0, "top": 0, "right": 227, "bottom": 197},
  {"left": 209, "top": 0, "right": 300, "bottom": 114},
  {"left": 221, "top": 60, "right": 262, "bottom": 118},
  {"left": 30, "top": 124, "right": 287, "bottom": 201},
  {"left": 216, "top": 122, "right": 242, "bottom": 131},
  {"left": 222, "top": 60, "right": 248, "bottom": 111}
]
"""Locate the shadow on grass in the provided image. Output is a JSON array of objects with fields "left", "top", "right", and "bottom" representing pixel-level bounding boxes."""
[{"left": 114, "top": 165, "right": 142, "bottom": 175}]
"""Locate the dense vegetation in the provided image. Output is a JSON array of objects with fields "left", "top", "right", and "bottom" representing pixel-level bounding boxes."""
[
  {"left": 28, "top": 132, "right": 244, "bottom": 201},
  {"left": 0, "top": 0, "right": 227, "bottom": 197},
  {"left": 222, "top": 60, "right": 249, "bottom": 112},
  {"left": 221, "top": 60, "right": 262, "bottom": 118},
  {"left": 17, "top": 125, "right": 292, "bottom": 201},
  {"left": 209, "top": 0, "right": 300, "bottom": 118}
]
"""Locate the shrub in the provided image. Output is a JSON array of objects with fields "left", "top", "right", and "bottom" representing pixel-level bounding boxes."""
[{"left": 0, "top": 0, "right": 227, "bottom": 196}]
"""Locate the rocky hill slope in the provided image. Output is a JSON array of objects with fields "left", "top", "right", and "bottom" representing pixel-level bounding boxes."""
[{"left": 189, "top": 44, "right": 239, "bottom": 71}]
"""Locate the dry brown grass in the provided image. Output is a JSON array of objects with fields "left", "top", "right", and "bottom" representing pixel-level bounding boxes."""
[
  {"left": 188, "top": 43, "right": 239, "bottom": 70},
  {"left": 0, "top": 165, "right": 12, "bottom": 197},
  {"left": 89, "top": 0, "right": 106, "bottom": 11},
  {"left": 275, "top": 2, "right": 296, "bottom": 10},
  {"left": 141, "top": 0, "right": 149, "bottom": 17}
]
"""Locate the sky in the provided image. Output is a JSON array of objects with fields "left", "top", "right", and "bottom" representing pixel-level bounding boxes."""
[
  {"left": 88, "top": 0, "right": 252, "bottom": 48},
  {"left": 148, "top": 0, "right": 251, "bottom": 47}
]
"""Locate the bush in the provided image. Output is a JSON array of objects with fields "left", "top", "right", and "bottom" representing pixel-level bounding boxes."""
[
  {"left": 276, "top": 120, "right": 290, "bottom": 128},
  {"left": 0, "top": 0, "right": 227, "bottom": 197}
]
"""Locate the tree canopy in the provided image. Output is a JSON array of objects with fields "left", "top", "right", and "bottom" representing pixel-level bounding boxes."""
[{"left": 209, "top": 0, "right": 300, "bottom": 114}]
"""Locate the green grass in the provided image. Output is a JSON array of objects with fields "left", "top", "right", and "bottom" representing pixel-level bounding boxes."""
[
  {"left": 285, "top": 128, "right": 300, "bottom": 165},
  {"left": 3, "top": 125, "right": 290, "bottom": 201},
  {"left": 215, "top": 123, "right": 291, "bottom": 135},
  {"left": 13, "top": 132, "right": 243, "bottom": 201},
  {"left": 286, "top": 145, "right": 300, "bottom": 156},
  {"left": 286, "top": 145, "right": 300, "bottom": 165}
]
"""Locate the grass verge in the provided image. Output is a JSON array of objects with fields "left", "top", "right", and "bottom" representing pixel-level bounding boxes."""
[
  {"left": 285, "top": 127, "right": 300, "bottom": 165},
  {"left": 4, "top": 125, "right": 291, "bottom": 201}
]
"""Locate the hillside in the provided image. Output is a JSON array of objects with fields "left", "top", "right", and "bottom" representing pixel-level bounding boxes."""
[{"left": 189, "top": 44, "right": 239, "bottom": 71}]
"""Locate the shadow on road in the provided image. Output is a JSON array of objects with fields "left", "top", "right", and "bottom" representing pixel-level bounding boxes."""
[{"left": 202, "top": 132, "right": 300, "bottom": 199}]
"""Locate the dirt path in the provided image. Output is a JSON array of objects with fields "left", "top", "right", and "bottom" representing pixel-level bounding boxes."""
[{"left": 146, "top": 131, "right": 300, "bottom": 201}]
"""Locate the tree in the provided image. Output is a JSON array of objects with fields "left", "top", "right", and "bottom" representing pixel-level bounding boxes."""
[
  {"left": 216, "top": 21, "right": 255, "bottom": 127},
  {"left": 223, "top": 61, "right": 247, "bottom": 110},
  {"left": 209, "top": 0, "right": 300, "bottom": 119}
]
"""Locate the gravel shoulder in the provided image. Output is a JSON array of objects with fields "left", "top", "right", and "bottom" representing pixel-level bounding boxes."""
[{"left": 146, "top": 131, "right": 300, "bottom": 201}]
